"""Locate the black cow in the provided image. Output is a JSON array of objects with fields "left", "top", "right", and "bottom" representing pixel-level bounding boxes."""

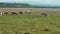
[
  {"left": 11, "top": 12, "right": 17, "bottom": 15},
  {"left": 4, "top": 12, "right": 8, "bottom": 14},
  {"left": 19, "top": 11, "right": 23, "bottom": 15}
]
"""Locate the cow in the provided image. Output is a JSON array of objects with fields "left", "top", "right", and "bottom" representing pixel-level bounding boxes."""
[
  {"left": 0, "top": 12, "right": 3, "bottom": 16},
  {"left": 19, "top": 11, "right": 23, "bottom": 15},
  {"left": 25, "top": 10, "right": 31, "bottom": 14},
  {"left": 41, "top": 12, "right": 47, "bottom": 16},
  {"left": 11, "top": 12, "right": 17, "bottom": 15},
  {"left": 4, "top": 12, "right": 8, "bottom": 14}
]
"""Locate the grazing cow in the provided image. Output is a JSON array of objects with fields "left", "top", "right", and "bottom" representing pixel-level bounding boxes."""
[
  {"left": 19, "top": 11, "right": 23, "bottom": 15},
  {"left": 4, "top": 12, "right": 8, "bottom": 14},
  {"left": 0, "top": 12, "right": 3, "bottom": 16},
  {"left": 26, "top": 10, "right": 31, "bottom": 14},
  {"left": 41, "top": 12, "right": 47, "bottom": 16},
  {"left": 11, "top": 12, "right": 17, "bottom": 15}
]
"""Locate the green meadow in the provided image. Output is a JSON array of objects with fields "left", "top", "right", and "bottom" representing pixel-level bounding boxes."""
[{"left": 0, "top": 8, "right": 60, "bottom": 34}]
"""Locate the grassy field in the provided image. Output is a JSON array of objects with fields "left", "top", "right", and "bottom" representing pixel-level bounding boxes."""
[{"left": 0, "top": 8, "right": 60, "bottom": 34}]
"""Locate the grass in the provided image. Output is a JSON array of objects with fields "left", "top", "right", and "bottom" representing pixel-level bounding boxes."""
[
  {"left": 0, "top": 14, "right": 60, "bottom": 34},
  {"left": 0, "top": 8, "right": 60, "bottom": 34}
]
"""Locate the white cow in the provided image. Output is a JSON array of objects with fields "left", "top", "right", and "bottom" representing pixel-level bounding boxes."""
[
  {"left": 41, "top": 12, "right": 47, "bottom": 16},
  {"left": 0, "top": 12, "right": 3, "bottom": 16},
  {"left": 26, "top": 10, "right": 31, "bottom": 14}
]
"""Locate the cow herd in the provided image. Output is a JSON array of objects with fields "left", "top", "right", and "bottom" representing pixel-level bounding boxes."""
[
  {"left": 0, "top": 10, "right": 31, "bottom": 15},
  {"left": 0, "top": 10, "right": 48, "bottom": 16}
]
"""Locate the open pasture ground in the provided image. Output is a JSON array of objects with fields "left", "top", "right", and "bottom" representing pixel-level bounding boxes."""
[{"left": 0, "top": 8, "right": 60, "bottom": 34}]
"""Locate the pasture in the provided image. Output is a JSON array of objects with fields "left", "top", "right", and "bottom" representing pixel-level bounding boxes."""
[{"left": 0, "top": 8, "right": 60, "bottom": 34}]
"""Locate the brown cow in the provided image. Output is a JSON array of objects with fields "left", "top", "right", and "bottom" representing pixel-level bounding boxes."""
[{"left": 11, "top": 12, "right": 17, "bottom": 15}]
